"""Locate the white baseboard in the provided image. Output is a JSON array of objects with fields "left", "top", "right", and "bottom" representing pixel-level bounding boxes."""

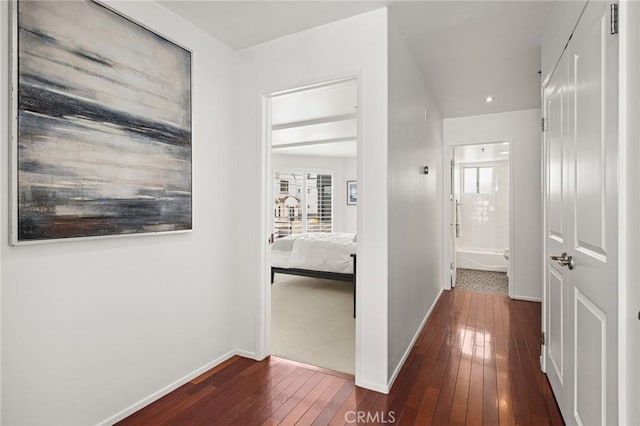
[
  {"left": 512, "top": 294, "right": 542, "bottom": 302},
  {"left": 98, "top": 349, "right": 241, "bottom": 425},
  {"left": 235, "top": 349, "right": 261, "bottom": 361},
  {"left": 355, "top": 379, "right": 389, "bottom": 394},
  {"left": 385, "top": 288, "right": 443, "bottom": 393}
]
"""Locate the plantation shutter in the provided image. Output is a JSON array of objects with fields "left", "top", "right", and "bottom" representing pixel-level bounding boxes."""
[
  {"left": 306, "top": 173, "right": 332, "bottom": 233},
  {"left": 273, "top": 171, "right": 333, "bottom": 239},
  {"left": 274, "top": 171, "right": 304, "bottom": 239}
]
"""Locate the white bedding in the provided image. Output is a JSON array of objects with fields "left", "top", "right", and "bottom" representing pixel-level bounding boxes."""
[{"left": 271, "top": 233, "right": 356, "bottom": 274}]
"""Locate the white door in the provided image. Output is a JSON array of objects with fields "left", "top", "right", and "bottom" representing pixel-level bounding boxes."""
[
  {"left": 544, "top": 1, "right": 619, "bottom": 424},
  {"left": 544, "top": 49, "right": 570, "bottom": 417}
]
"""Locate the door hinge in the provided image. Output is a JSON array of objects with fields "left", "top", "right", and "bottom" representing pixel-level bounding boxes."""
[
  {"left": 541, "top": 117, "right": 548, "bottom": 132},
  {"left": 450, "top": 159, "right": 455, "bottom": 167},
  {"left": 541, "top": 332, "right": 546, "bottom": 345},
  {"left": 268, "top": 233, "right": 275, "bottom": 244},
  {"left": 611, "top": 3, "right": 618, "bottom": 35}
]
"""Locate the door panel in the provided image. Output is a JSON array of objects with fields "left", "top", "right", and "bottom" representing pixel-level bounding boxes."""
[
  {"left": 548, "top": 88, "right": 564, "bottom": 242},
  {"left": 548, "top": 266, "right": 564, "bottom": 384},
  {"left": 573, "top": 15, "right": 607, "bottom": 259},
  {"left": 574, "top": 289, "right": 607, "bottom": 426}
]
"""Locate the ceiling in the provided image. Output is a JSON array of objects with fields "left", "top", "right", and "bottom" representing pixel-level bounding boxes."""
[
  {"left": 392, "top": 1, "right": 553, "bottom": 118},
  {"left": 271, "top": 79, "right": 357, "bottom": 158},
  {"left": 160, "top": 1, "right": 385, "bottom": 50},
  {"left": 160, "top": 0, "right": 553, "bottom": 119}
]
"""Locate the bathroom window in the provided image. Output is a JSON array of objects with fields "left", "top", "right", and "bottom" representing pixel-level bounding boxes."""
[{"left": 463, "top": 166, "right": 493, "bottom": 194}]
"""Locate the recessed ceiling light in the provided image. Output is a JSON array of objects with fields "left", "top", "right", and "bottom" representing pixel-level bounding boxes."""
[
  {"left": 502, "top": 142, "right": 509, "bottom": 145},
  {"left": 484, "top": 96, "right": 494, "bottom": 103},
  {"left": 499, "top": 151, "right": 509, "bottom": 155}
]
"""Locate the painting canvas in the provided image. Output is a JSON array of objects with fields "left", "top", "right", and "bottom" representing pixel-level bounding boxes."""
[
  {"left": 347, "top": 181, "right": 357, "bottom": 205},
  {"left": 12, "top": 0, "right": 192, "bottom": 243}
]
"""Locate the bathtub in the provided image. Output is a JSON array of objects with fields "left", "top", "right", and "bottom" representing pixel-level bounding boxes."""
[{"left": 456, "top": 248, "right": 509, "bottom": 274}]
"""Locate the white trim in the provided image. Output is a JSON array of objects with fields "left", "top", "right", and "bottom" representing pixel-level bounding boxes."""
[
  {"left": 443, "top": 140, "right": 515, "bottom": 297},
  {"left": 0, "top": 1, "right": 6, "bottom": 420},
  {"left": 541, "top": 78, "right": 549, "bottom": 375},
  {"left": 257, "top": 76, "right": 362, "bottom": 380},
  {"left": 511, "top": 295, "right": 542, "bottom": 303},
  {"left": 256, "top": 92, "right": 271, "bottom": 361},
  {"left": 235, "top": 349, "right": 261, "bottom": 361},
  {"left": 97, "top": 350, "right": 240, "bottom": 426},
  {"left": 617, "top": 3, "right": 629, "bottom": 423},
  {"left": 357, "top": 381, "right": 388, "bottom": 395},
  {"left": 385, "top": 288, "right": 444, "bottom": 393},
  {"left": 617, "top": 2, "right": 639, "bottom": 424},
  {"left": 352, "top": 73, "right": 365, "bottom": 390},
  {"left": 443, "top": 146, "right": 453, "bottom": 290}
]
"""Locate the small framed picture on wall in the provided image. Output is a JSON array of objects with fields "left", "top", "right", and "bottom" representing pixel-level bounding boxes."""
[{"left": 347, "top": 181, "right": 357, "bottom": 205}]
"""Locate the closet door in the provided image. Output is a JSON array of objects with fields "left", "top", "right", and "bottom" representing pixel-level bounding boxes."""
[
  {"left": 567, "top": 2, "right": 618, "bottom": 424},
  {"left": 544, "top": 2, "right": 619, "bottom": 424},
  {"left": 543, "top": 51, "right": 570, "bottom": 420}
]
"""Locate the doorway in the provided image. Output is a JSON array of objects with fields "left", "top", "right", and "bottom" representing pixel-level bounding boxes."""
[
  {"left": 264, "top": 78, "right": 358, "bottom": 375},
  {"left": 448, "top": 142, "right": 514, "bottom": 297}
]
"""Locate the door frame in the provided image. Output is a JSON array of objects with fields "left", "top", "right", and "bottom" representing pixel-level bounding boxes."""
[
  {"left": 442, "top": 139, "right": 515, "bottom": 299},
  {"left": 255, "top": 76, "right": 361, "bottom": 377},
  {"left": 619, "top": 1, "right": 640, "bottom": 424}
]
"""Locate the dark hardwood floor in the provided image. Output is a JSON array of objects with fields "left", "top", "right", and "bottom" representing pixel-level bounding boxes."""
[{"left": 117, "top": 288, "right": 564, "bottom": 425}]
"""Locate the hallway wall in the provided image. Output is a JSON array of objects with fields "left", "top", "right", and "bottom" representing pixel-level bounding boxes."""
[
  {"left": 1, "top": 2, "right": 239, "bottom": 424},
  {"left": 387, "top": 12, "right": 444, "bottom": 384},
  {"left": 444, "top": 109, "right": 542, "bottom": 301},
  {"left": 233, "top": 8, "right": 390, "bottom": 392}
]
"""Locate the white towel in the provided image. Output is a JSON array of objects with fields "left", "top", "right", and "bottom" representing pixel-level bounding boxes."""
[{"left": 455, "top": 201, "right": 462, "bottom": 238}]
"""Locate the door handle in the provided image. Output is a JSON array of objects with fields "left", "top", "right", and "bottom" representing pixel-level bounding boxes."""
[{"left": 550, "top": 252, "right": 574, "bottom": 270}]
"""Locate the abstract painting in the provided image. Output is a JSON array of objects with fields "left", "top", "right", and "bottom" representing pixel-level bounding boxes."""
[{"left": 12, "top": 0, "right": 192, "bottom": 243}]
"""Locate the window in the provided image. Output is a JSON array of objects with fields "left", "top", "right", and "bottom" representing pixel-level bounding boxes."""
[
  {"left": 463, "top": 166, "right": 493, "bottom": 194},
  {"left": 274, "top": 171, "right": 332, "bottom": 239}
]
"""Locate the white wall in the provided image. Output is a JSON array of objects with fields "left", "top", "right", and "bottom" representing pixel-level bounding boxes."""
[
  {"left": 387, "top": 13, "right": 443, "bottom": 384},
  {"left": 444, "top": 109, "right": 542, "bottom": 301},
  {"left": 272, "top": 154, "right": 357, "bottom": 233},
  {"left": 1, "top": 2, "right": 240, "bottom": 424},
  {"left": 233, "top": 9, "right": 389, "bottom": 392}
]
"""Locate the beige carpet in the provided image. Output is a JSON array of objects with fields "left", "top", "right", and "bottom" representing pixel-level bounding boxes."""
[{"left": 271, "top": 274, "right": 355, "bottom": 375}]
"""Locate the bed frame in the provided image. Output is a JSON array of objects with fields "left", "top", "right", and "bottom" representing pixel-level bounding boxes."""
[{"left": 271, "top": 254, "right": 357, "bottom": 318}]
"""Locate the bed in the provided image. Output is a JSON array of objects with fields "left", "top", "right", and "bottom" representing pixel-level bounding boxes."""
[{"left": 271, "top": 232, "right": 357, "bottom": 317}]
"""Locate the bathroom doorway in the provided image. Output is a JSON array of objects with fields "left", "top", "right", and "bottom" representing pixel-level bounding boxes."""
[{"left": 448, "top": 142, "right": 513, "bottom": 296}]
